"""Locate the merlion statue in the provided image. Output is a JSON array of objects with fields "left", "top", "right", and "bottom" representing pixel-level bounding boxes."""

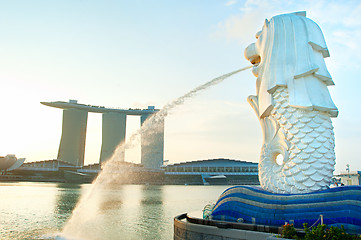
[
  {"left": 245, "top": 12, "right": 338, "bottom": 193},
  {"left": 207, "top": 13, "right": 360, "bottom": 233}
]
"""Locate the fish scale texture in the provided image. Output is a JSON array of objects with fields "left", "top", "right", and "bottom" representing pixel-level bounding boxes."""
[{"left": 259, "top": 87, "right": 335, "bottom": 193}]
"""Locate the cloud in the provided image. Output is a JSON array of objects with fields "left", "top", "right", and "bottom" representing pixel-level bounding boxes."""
[
  {"left": 332, "top": 30, "right": 361, "bottom": 52},
  {"left": 343, "top": 3, "right": 361, "bottom": 28},
  {"left": 225, "top": 0, "right": 237, "bottom": 6},
  {"left": 307, "top": 1, "right": 361, "bottom": 71},
  {"left": 239, "top": 0, "right": 292, "bottom": 12},
  {"left": 212, "top": 12, "right": 265, "bottom": 45},
  {"left": 212, "top": 0, "right": 286, "bottom": 45},
  {"left": 213, "top": 0, "right": 361, "bottom": 68}
]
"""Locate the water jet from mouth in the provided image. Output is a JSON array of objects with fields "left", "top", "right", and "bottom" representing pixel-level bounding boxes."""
[{"left": 59, "top": 65, "right": 252, "bottom": 240}]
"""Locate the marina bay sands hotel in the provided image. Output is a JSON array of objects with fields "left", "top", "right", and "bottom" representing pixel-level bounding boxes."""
[{"left": 41, "top": 100, "right": 164, "bottom": 170}]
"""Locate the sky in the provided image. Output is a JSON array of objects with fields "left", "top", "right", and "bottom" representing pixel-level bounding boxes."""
[{"left": 0, "top": 0, "right": 360, "bottom": 174}]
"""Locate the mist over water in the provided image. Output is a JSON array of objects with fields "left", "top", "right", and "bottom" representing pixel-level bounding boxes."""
[{"left": 60, "top": 66, "right": 251, "bottom": 239}]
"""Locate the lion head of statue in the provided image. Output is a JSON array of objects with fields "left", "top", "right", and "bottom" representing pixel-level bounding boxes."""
[{"left": 245, "top": 12, "right": 337, "bottom": 118}]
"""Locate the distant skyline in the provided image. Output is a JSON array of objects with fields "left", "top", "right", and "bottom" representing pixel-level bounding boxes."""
[{"left": 0, "top": 0, "right": 360, "bottom": 174}]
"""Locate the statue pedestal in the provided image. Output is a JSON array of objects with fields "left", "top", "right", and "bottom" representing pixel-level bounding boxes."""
[{"left": 210, "top": 186, "right": 361, "bottom": 234}]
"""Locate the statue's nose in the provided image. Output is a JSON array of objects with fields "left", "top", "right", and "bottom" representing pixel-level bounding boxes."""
[{"left": 244, "top": 43, "right": 257, "bottom": 61}]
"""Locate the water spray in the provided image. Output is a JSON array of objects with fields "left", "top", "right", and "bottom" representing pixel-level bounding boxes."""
[
  {"left": 110, "top": 65, "right": 253, "bottom": 165},
  {"left": 60, "top": 65, "right": 252, "bottom": 239}
]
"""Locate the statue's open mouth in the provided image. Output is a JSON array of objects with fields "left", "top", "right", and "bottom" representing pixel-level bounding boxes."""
[
  {"left": 250, "top": 55, "right": 261, "bottom": 77},
  {"left": 250, "top": 56, "right": 261, "bottom": 66},
  {"left": 244, "top": 43, "right": 261, "bottom": 77}
]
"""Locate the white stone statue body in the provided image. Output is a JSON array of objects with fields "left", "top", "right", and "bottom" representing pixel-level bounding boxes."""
[{"left": 245, "top": 12, "right": 338, "bottom": 194}]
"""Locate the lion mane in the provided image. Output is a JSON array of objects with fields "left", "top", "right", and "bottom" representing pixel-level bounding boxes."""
[{"left": 246, "top": 11, "right": 338, "bottom": 119}]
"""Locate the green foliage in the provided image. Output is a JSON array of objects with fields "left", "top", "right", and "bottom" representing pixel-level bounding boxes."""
[
  {"left": 303, "top": 223, "right": 361, "bottom": 240},
  {"left": 279, "top": 223, "right": 361, "bottom": 239},
  {"left": 281, "top": 223, "right": 297, "bottom": 239}
]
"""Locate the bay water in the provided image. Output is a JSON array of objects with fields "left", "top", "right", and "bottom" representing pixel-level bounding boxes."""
[{"left": 0, "top": 182, "right": 228, "bottom": 240}]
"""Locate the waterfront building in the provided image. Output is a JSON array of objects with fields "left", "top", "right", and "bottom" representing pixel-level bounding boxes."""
[
  {"left": 7, "top": 159, "right": 85, "bottom": 182},
  {"left": 3, "top": 158, "right": 260, "bottom": 185},
  {"left": 336, "top": 171, "right": 361, "bottom": 186},
  {"left": 6, "top": 159, "right": 163, "bottom": 184},
  {"left": 41, "top": 100, "right": 164, "bottom": 169},
  {"left": 0, "top": 154, "right": 25, "bottom": 173},
  {"left": 163, "top": 158, "right": 259, "bottom": 185}
]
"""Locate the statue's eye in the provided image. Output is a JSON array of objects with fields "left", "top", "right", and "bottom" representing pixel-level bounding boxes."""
[{"left": 255, "top": 30, "right": 262, "bottom": 39}]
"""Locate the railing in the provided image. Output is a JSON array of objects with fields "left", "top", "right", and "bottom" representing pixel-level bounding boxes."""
[
  {"left": 174, "top": 213, "right": 305, "bottom": 236},
  {"left": 165, "top": 172, "right": 258, "bottom": 175}
]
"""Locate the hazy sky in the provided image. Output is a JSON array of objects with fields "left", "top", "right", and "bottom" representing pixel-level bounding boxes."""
[{"left": 0, "top": 0, "right": 360, "bottom": 174}]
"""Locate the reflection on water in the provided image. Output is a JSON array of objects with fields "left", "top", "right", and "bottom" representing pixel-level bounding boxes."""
[
  {"left": 0, "top": 182, "right": 89, "bottom": 239},
  {"left": 54, "top": 184, "right": 83, "bottom": 221},
  {"left": 137, "top": 185, "right": 165, "bottom": 240},
  {"left": 0, "top": 182, "right": 227, "bottom": 240}
]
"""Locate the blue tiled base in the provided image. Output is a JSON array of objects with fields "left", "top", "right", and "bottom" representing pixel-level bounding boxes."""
[{"left": 210, "top": 186, "right": 361, "bottom": 234}]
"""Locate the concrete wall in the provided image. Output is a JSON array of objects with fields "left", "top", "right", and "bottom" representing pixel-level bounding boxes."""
[
  {"left": 140, "top": 113, "right": 164, "bottom": 169},
  {"left": 174, "top": 214, "right": 273, "bottom": 240},
  {"left": 100, "top": 112, "right": 127, "bottom": 163},
  {"left": 58, "top": 108, "right": 88, "bottom": 166}
]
